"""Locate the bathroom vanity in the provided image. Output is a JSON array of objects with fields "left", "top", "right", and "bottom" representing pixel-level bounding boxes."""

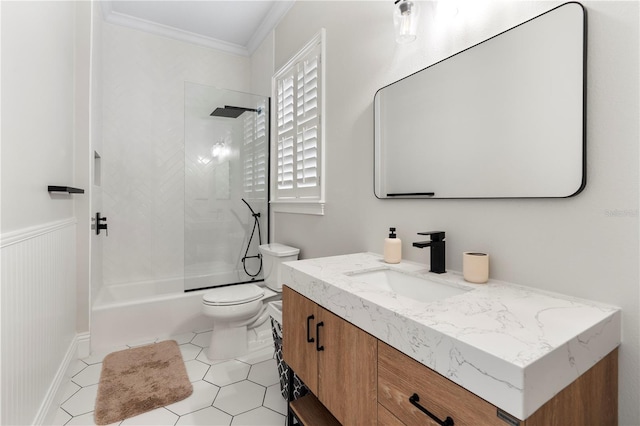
[{"left": 281, "top": 253, "right": 620, "bottom": 425}]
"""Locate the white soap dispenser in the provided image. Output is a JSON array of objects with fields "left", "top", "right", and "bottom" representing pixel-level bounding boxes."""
[{"left": 384, "top": 227, "right": 401, "bottom": 264}]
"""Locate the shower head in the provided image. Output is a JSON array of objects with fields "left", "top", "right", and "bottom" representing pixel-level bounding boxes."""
[{"left": 210, "top": 105, "right": 260, "bottom": 119}]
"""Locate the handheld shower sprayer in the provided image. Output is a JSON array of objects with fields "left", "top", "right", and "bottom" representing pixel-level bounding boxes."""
[
  {"left": 242, "top": 198, "right": 259, "bottom": 218},
  {"left": 241, "top": 198, "right": 263, "bottom": 278}
]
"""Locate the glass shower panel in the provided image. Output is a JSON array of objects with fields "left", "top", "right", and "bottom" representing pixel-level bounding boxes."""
[{"left": 184, "top": 83, "right": 269, "bottom": 291}]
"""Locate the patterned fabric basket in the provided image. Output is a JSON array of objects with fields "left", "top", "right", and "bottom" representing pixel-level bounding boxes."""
[{"left": 271, "top": 317, "right": 309, "bottom": 400}]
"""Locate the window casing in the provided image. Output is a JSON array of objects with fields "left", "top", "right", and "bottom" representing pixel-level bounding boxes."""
[{"left": 271, "top": 29, "right": 325, "bottom": 215}]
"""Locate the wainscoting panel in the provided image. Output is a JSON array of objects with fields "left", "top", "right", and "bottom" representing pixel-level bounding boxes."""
[{"left": 1, "top": 219, "right": 77, "bottom": 425}]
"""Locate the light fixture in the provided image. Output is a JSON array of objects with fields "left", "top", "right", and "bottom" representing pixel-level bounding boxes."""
[{"left": 394, "top": 0, "right": 419, "bottom": 44}]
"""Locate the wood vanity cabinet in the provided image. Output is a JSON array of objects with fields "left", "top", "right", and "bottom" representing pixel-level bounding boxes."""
[
  {"left": 284, "top": 286, "right": 618, "bottom": 426},
  {"left": 283, "top": 286, "right": 378, "bottom": 425}
]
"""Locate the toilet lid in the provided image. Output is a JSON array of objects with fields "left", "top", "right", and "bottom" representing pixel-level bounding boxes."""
[
  {"left": 258, "top": 243, "right": 300, "bottom": 257},
  {"left": 203, "top": 284, "right": 264, "bottom": 306}
]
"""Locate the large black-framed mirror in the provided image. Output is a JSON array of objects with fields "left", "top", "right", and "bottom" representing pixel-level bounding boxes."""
[{"left": 374, "top": 2, "right": 586, "bottom": 199}]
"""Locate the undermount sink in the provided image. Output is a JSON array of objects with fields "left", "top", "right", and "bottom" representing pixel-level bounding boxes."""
[{"left": 347, "top": 269, "right": 469, "bottom": 303}]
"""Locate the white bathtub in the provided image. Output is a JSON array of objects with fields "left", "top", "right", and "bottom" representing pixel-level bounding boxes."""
[
  {"left": 91, "top": 277, "right": 273, "bottom": 354},
  {"left": 96, "top": 277, "right": 185, "bottom": 305}
]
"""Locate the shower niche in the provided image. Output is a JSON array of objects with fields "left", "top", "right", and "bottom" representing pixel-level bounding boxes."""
[{"left": 184, "top": 83, "right": 269, "bottom": 291}]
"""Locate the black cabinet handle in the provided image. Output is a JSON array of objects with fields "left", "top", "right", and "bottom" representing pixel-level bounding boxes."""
[
  {"left": 409, "top": 393, "right": 454, "bottom": 426},
  {"left": 316, "top": 321, "right": 324, "bottom": 351},
  {"left": 306, "top": 315, "right": 315, "bottom": 343}
]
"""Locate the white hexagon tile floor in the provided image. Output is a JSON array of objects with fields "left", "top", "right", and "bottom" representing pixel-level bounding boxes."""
[{"left": 52, "top": 330, "right": 287, "bottom": 426}]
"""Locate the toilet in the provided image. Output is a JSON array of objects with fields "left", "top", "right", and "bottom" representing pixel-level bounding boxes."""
[{"left": 202, "top": 243, "right": 300, "bottom": 360}]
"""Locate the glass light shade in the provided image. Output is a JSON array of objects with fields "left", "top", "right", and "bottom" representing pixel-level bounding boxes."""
[{"left": 394, "top": 0, "right": 419, "bottom": 44}]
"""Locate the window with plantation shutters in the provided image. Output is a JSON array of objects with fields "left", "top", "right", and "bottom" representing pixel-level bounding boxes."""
[{"left": 272, "top": 30, "right": 325, "bottom": 215}]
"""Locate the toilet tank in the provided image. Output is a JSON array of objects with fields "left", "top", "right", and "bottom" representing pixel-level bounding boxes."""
[{"left": 259, "top": 243, "right": 300, "bottom": 292}]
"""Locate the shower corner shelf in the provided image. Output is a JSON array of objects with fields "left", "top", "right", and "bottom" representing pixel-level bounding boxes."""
[{"left": 48, "top": 186, "right": 85, "bottom": 194}]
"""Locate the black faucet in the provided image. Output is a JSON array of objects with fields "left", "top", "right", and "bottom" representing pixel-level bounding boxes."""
[{"left": 412, "top": 231, "right": 446, "bottom": 274}]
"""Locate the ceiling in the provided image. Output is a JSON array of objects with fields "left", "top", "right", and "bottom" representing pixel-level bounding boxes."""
[{"left": 100, "top": 1, "right": 295, "bottom": 56}]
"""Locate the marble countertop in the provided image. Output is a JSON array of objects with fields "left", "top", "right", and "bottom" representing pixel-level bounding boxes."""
[{"left": 281, "top": 252, "right": 621, "bottom": 420}]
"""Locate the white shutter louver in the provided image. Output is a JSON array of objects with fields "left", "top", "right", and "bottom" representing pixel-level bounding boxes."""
[
  {"left": 296, "top": 55, "right": 319, "bottom": 192},
  {"left": 243, "top": 113, "right": 255, "bottom": 194},
  {"left": 271, "top": 30, "right": 325, "bottom": 214},
  {"left": 254, "top": 100, "right": 267, "bottom": 193},
  {"left": 277, "top": 74, "right": 295, "bottom": 192},
  {"left": 242, "top": 100, "right": 268, "bottom": 197},
  {"left": 274, "top": 41, "right": 322, "bottom": 200}
]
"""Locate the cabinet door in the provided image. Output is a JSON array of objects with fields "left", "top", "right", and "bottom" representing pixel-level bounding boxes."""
[
  {"left": 318, "top": 308, "right": 378, "bottom": 425},
  {"left": 282, "top": 286, "right": 318, "bottom": 394}
]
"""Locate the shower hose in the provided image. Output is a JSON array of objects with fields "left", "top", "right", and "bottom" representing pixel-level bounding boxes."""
[{"left": 241, "top": 198, "right": 263, "bottom": 278}]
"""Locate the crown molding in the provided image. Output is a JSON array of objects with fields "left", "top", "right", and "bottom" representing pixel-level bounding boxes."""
[
  {"left": 100, "top": 1, "right": 250, "bottom": 57},
  {"left": 246, "top": 0, "right": 295, "bottom": 54}
]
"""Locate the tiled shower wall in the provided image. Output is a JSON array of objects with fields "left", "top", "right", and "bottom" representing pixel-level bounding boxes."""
[{"left": 101, "top": 22, "right": 251, "bottom": 286}]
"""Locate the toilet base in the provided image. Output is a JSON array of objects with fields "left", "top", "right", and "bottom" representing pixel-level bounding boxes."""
[{"left": 207, "top": 323, "right": 249, "bottom": 361}]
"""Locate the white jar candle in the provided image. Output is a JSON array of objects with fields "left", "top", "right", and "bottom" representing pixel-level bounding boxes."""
[{"left": 463, "top": 252, "right": 489, "bottom": 284}]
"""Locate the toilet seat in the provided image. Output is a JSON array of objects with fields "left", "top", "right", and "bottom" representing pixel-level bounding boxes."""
[{"left": 203, "top": 284, "right": 264, "bottom": 306}]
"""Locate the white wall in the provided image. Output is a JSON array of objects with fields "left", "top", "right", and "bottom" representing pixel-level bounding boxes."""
[
  {"left": 74, "top": 0, "right": 92, "bottom": 335},
  {"left": 251, "top": 31, "right": 275, "bottom": 97},
  {"left": 1, "top": 1, "right": 76, "bottom": 231},
  {"left": 101, "top": 23, "right": 251, "bottom": 286},
  {"left": 90, "top": 0, "right": 104, "bottom": 309},
  {"left": 1, "top": 1, "right": 82, "bottom": 423},
  {"left": 250, "top": 29, "right": 276, "bottom": 241},
  {"left": 272, "top": 1, "right": 639, "bottom": 424}
]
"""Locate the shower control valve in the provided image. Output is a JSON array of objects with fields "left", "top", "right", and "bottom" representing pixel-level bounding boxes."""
[{"left": 96, "top": 212, "right": 108, "bottom": 236}]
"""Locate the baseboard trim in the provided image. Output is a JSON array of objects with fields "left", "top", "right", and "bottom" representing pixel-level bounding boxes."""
[
  {"left": 76, "top": 332, "right": 91, "bottom": 359},
  {"left": 33, "top": 332, "right": 90, "bottom": 425}
]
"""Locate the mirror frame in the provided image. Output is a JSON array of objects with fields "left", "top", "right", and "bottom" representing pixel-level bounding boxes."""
[{"left": 374, "top": 2, "right": 587, "bottom": 199}]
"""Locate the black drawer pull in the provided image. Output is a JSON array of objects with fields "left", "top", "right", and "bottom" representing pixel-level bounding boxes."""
[
  {"left": 306, "top": 315, "right": 315, "bottom": 343},
  {"left": 316, "top": 321, "right": 324, "bottom": 351},
  {"left": 409, "top": 393, "right": 454, "bottom": 426}
]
